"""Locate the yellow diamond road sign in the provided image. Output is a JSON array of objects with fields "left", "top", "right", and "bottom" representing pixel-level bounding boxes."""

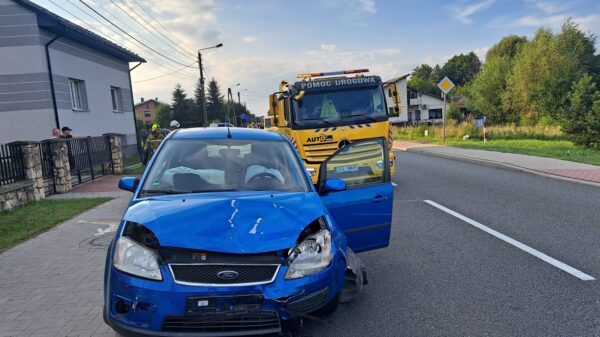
[{"left": 437, "top": 76, "right": 455, "bottom": 94}]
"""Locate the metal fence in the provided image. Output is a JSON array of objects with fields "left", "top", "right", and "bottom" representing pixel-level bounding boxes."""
[
  {"left": 67, "top": 136, "right": 113, "bottom": 186},
  {"left": 39, "top": 141, "right": 56, "bottom": 195},
  {"left": 0, "top": 143, "right": 25, "bottom": 187}
]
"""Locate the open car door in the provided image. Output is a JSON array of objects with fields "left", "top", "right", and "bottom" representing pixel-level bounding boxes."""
[{"left": 318, "top": 138, "right": 393, "bottom": 253}]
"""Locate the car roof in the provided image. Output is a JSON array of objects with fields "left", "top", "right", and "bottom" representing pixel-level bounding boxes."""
[{"left": 171, "top": 127, "right": 286, "bottom": 141}]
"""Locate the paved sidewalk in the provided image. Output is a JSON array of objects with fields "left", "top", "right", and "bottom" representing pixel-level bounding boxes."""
[
  {"left": 393, "top": 140, "right": 600, "bottom": 186},
  {"left": 0, "top": 177, "right": 130, "bottom": 336}
]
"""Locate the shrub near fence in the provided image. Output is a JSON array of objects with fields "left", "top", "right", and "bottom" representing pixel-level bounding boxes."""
[{"left": 0, "top": 143, "right": 25, "bottom": 187}]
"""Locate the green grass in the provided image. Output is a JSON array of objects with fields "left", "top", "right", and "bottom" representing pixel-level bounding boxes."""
[
  {"left": 0, "top": 197, "right": 111, "bottom": 252},
  {"left": 446, "top": 139, "right": 600, "bottom": 166},
  {"left": 123, "top": 164, "right": 146, "bottom": 175},
  {"left": 123, "top": 155, "right": 142, "bottom": 168}
]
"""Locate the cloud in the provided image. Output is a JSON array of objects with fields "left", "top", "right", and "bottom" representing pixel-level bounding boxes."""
[
  {"left": 320, "top": 44, "right": 338, "bottom": 52},
  {"left": 524, "top": 0, "right": 568, "bottom": 14},
  {"left": 448, "top": 0, "right": 496, "bottom": 24},
  {"left": 243, "top": 36, "right": 257, "bottom": 43},
  {"left": 322, "top": 0, "right": 377, "bottom": 26}
]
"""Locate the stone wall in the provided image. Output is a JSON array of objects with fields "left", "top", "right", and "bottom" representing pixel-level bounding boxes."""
[
  {"left": 48, "top": 140, "right": 72, "bottom": 194},
  {"left": 0, "top": 181, "right": 36, "bottom": 211},
  {"left": 104, "top": 133, "right": 124, "bottom": 174}
]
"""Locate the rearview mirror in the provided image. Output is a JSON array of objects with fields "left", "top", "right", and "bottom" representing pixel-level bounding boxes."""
[
  {"left": 323, "top": 178, "right": 346, "bottom": 192},
  {"left": 118, "top": 177, "right": 139, "bottom": 192}
]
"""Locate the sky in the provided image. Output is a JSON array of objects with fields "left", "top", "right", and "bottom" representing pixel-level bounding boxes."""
[{"left": 32, "top": 0, "right": 600, "bottom": 118}]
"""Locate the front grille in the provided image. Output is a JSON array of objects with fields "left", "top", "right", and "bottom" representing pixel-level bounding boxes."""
[
  {"left": 169, "top": 264, "right": 280, "bottom": 286},
  {"left": 303, "top": 142, "right": 338, "bottom": 163},
  {"left": 162, "top": 311, "right": 281, "bottom": 335}
]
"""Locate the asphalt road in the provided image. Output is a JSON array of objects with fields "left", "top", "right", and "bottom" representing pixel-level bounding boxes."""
[{"left": 301, "top": 150, "right": 600, "bottom": 337}]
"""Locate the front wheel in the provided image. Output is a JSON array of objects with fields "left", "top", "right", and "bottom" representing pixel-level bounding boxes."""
[{"left": 311, "top": 293, "right": 340, "bottom": 317}]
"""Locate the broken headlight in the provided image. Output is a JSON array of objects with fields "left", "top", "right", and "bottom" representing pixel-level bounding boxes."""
[
  {"left": 285, "top": 229, "right": 332, "bottom": 279},
  {"left": 113, "top": 236, "right": 162, "bottom": 281}
]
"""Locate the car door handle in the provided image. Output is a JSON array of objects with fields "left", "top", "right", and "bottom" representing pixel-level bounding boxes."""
[{"left": 373, "top": 195, "right": 386, "bottom": 202}]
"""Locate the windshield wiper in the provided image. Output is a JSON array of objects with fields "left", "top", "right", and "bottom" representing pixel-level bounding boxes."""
[
  {"left": 299, "top": 118, "right": 336, "bottom": 128},
  {"left": 139, "top": 189, "right": 191, "bottom": 195},
  {"left": 347, "top": 114, "right": 378, "bottom": 123}
]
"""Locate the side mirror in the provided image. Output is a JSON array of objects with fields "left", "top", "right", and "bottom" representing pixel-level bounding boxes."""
[
  {"left": 388, "top": 83, "right": 401, "bottom": 117},
  {"left": 118, "top": 177, "right": 139, "bottom": 192},
  {"left": 323, "top": 178, "right": 346, "bottom": 192}
]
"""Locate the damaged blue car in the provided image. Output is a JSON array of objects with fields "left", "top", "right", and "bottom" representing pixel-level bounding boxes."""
[{"left": 104, "top": 127, "right": 393, "bottom": 336}]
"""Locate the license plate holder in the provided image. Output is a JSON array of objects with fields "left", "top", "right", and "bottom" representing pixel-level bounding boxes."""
[{"left": 186, "top": 294, "right": 263, "bottom": 314}]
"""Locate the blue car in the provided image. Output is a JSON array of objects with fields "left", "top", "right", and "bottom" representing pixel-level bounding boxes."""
[{"left": 104, "top": 127, "right": 393, "bottom": 336}]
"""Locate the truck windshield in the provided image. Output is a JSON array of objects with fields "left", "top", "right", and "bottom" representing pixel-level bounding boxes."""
[
  {"left": 140, "top": 139, "right": 310, "bottom": 196},
  {"left": 293, "top": 86, "right": 386, "bottom": 128}
]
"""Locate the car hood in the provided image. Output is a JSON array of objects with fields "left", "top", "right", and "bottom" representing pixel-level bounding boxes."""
[{"left": 123, "top": 191, "right": 324, "bottom": 254}]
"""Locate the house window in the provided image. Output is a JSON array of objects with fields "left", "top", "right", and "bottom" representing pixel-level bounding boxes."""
[
  {"left": 143, "top": 111, "right": 151, "bottom": 118},
  {"left": 111, "top": 86, "right": 122, "bottom": 112},
  {"left": 69, "top": 79, "right": 87, "bottom": 110},
  {"left": 145, "top": 103, "right": 149, "bottom": 109},
  {"left": 429, "top": 108, "right": 443, "bottom": 119},
  {"left": 415, "top": 110, "right": 421, "bottom": 121}
]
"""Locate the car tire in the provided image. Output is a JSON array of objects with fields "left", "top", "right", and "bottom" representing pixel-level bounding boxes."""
[{"left": 311, "top": 293, "right": 340, "bottom": 317}]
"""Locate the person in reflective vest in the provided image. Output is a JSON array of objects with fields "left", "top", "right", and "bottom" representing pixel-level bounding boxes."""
[{"left": 143, "top": 124, "right": 164, "bottom": 164}]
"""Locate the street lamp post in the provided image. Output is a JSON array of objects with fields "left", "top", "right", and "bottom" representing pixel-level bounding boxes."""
[{"left": 198, "top": 43, "right": 223, "bottom": 127}]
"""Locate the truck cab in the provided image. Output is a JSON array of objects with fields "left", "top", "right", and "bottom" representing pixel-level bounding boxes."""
[{"left": 266, "top": 69, "right": 400, "bottom": 183}]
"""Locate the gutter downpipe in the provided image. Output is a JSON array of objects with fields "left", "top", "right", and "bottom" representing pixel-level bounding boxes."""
[
  {"left": 128, "top": 61, "right": 144, "bottom": 159},
  {"left": 45, "top": 35, "right": 62, "bottom": 128}
]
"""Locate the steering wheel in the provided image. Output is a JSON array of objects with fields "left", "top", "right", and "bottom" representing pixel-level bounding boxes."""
[{"left": 247, "top": 172, "right": 279, "bottom": 184}]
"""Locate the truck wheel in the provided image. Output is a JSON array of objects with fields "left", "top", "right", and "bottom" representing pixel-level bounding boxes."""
[{"left": 311, "top": 293, "right": 340, "bottom": 317}]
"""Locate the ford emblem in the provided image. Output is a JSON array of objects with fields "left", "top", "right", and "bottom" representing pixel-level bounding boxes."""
[{"left": 217, "top": 270, "right": 239, "bottom": 280}]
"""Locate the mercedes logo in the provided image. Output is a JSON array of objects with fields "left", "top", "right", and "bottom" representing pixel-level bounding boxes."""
[
  {"left": 338, "top": 139, "right": 351, "bottom": 149},
  {"left": 217, "top": 270, "right": 239, "bottom": 280}
]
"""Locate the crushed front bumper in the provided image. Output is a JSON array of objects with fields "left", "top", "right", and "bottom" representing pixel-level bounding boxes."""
[{"left": 105, "top": 256, "right": 345, "bottom": 337}]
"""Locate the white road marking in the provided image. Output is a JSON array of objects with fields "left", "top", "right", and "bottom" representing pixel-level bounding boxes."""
[{"left": 424, "top": 200, "right": 595, "bottom": 281}]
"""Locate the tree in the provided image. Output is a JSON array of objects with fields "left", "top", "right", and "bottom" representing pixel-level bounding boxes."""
[
  {"left": 206, "top": 78, "right": 225, "bottom": 122},
  {"left": 412, "top": 64, "right": 433, "bottom": 80},
  {"left": 171, "top": 83, "right": 188, "bottom": 123},
  {"left": 153, "top": 104, "right": 172, "bottom": 128},
  {"left": 562, "top": 74, "right": 600, "bottom": 148},
  {"left": 467, "top": 36, "right": 527, "bottom": 123},
  {"left": 486, "top": 35, "right": 527, "bottom": 60},
  {"left": 440, "top": 52, "right": 482, "bottom": 87},
  {"left": 193, "top": 79, "right": 205, "bottom": 125},
  {"left": 505, "top": 28, "right": 579, "bottom": 124}
]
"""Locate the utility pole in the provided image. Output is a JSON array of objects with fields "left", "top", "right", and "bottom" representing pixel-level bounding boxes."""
[
  {"left": 197, "top": 43, "right": 223, "bottom": 127},
  {"left": 197, "top": 51, "right": 207, "bottom": 127}
]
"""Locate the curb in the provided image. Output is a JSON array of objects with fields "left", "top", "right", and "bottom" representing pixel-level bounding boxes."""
[{"left": 397, "top": 147, "right": 600, "bottom": 188}]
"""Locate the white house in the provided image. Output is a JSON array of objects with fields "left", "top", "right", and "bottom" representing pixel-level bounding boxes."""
[
  {"left": 0, "top": 0, "right": 145, "bottom": 154},
  {"left": 384, "top": 75, "right": 446, "bottom": 125}
]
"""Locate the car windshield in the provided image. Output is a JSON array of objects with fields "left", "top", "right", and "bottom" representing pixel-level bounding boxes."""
[
  {"left": 140, "top": 139, "right": 310, "bottom": 196},
  {"left": 293, "top": 86, "right": 386, "bottom": 127}
]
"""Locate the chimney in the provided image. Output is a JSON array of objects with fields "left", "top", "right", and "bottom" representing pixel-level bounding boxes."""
[
  {"left": 155, "top": 97, "right": 158, "bottom": 101},
  {"left": 141, "top": 97, "right": 144, "bottom": 103}
]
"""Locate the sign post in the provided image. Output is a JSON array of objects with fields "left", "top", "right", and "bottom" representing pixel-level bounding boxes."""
[{"left": 437, "top": 76, "right": 455, "bottom": 143}]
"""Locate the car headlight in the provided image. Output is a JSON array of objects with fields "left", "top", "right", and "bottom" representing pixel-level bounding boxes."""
[
  {"left": 285, "top": 229, "right": 333, "bottom": 279},
  {"left": 113, "top": 236, "right": 162, "bottom": 281}
]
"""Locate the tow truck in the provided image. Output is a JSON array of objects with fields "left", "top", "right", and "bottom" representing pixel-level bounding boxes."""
[{"left": 265, "top": 69, "right": 401, "bottom": 184}]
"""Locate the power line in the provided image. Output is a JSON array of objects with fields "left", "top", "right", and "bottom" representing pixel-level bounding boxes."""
[
  {"left": 59, "top": 0, "right": 183, "bottom": 74},
  {"left": 133, "top": 61, "right": 197, "bottom": 83},
  {"left": 112, "top": 0, "right": 197, "bottom": 60},
  {"left": 79, "top": 0, "right": 194, "bottom": 68},
  {"left": 129, "top": 0, "right": 199, "bottom": 56}
]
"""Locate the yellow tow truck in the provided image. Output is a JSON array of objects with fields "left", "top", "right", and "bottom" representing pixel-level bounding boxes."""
[{"left": 265, "top": 69, "right": 400, "bottom": 184}]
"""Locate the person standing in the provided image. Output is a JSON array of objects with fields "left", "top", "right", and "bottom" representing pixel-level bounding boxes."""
[
  {"left": 143, "top": 124, "right": 164, "bottom": 164},
  {"left": 61, "top": 126, "right": 73, "bottom": 139},
  {"left": 169, "top": 120, "right": 180, "bottom": 131},
  {"left": 51, "top": 128, "right": 61, "bottom": 138}
]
